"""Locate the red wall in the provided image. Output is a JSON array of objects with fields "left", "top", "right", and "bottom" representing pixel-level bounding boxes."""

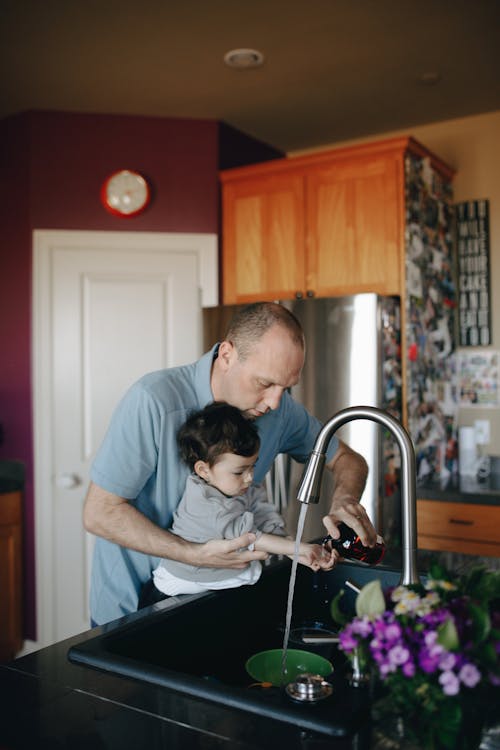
[
  {"left": 0, "top": 110, "right": 281, "bottom": 639},
  {"left": 28, "top": 111, "right": 220, "bottom": 232}
]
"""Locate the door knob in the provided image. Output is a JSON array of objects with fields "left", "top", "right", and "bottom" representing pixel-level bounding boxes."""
[{"left": 55, "top": 473, "right": 82, "bottom": 489}]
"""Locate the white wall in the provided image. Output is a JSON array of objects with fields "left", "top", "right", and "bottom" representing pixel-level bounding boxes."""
[{"left": 291, "top": 110, "right": 500, "bottom": 455}]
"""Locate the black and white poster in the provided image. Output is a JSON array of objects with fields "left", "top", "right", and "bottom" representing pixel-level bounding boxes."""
[{"left": 456, "top": 199, "right": 491, "bottom": 346}]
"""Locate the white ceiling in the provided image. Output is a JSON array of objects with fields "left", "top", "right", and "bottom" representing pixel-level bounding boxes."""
[{"left": 1, "top": 0, "right": 499, "bottom": 152}]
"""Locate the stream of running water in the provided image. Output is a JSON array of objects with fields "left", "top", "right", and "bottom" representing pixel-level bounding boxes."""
[{"left": 280, "top": 502, "right": 309, "bottom": 682}]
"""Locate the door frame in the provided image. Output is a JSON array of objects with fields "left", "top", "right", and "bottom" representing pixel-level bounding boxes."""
[{"left": 32, "top": 229, "right": 218, "bottom": 647}]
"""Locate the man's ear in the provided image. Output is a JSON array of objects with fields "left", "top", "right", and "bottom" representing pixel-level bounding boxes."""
[
  {"left": 217, "top": 340, "right": 235, "bottom": 371},
  {"left": 194, "top": 460, "right": 210, "bottom": 481}
]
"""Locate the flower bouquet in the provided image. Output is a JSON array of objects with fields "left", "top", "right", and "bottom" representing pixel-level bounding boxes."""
[{"left": 332, "top": 563, "right": 500, "bottom": 749}]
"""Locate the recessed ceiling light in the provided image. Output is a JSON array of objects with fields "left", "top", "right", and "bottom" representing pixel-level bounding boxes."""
[
  {"left": 223, "top": 48, "right": 264, "bottom": 69},
  {"left": 418, "top": 71, "right": 441, "bottom": 86}
]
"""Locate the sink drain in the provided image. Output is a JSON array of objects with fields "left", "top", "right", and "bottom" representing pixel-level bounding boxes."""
[{"left": 285, "top": 673, "right": 333, "bottom": 703}]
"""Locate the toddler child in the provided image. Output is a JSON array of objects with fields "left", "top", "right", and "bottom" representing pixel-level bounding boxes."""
[{"left": 148, "top": 401, "right": 335, "bottom": 599}]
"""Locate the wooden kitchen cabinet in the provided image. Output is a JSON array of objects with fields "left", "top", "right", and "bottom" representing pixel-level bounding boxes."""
[
  {"left": 219, "top": 136, "right": 442, "bottom": 304},
  {"left": 306, "top": 150, "right": 403, "bottom": 298},
  {"left": 0, "top": 490, "right": 23, "bottom": 661},
  {"left": 417, "top": 498, "right": 500, "bottom": 557},
  {"left": 221, "top": 169, "right": 305, "bottom": 302}
]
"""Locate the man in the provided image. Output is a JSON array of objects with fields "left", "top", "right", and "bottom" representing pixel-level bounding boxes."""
[{"left": 84, "top": 302, "right": 374, "bottom": 625}]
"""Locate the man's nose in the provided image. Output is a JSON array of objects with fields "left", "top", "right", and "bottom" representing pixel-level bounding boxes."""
[{"left": 264, "top": 385, "right": 284, "bottom": 411}]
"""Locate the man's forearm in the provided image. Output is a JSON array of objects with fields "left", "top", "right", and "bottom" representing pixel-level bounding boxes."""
[
  {"left": 83, "top": 481, "right": 190, "bottom": 561},
  {"left": 83, "top": 481, "right": 268, "bottom": 569},
  {"left": 329, "top": 443, "right": 368, "bottom": 505},
  {"left": 323, "top": 440, "right": 376, "bottom": 546}
]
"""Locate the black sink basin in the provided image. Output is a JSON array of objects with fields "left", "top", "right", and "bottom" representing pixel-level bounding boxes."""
[{"left": 69, "top": 558, "right": 402, "bottom": 739}]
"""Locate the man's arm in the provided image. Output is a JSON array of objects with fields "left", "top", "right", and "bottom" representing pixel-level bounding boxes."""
[
  {"left": 321, "top": 439, "right": 376, "bottom": 547},
  {"left": 83, "top": 481, "right": 268, "bottom": 569}
]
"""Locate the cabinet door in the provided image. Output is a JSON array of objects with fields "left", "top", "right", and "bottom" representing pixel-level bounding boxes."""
[
  {"left": 0, "top": 491, "right": 22, "bottom": 660},
  {"left": 306, "top": 152, "right": 403, "bottom": 297},
  {"left": 417, "top": 499, "right": 500, "bottom": 557},
  {"left": 222, "top": 172, "right": 305, "bottom": 304}
]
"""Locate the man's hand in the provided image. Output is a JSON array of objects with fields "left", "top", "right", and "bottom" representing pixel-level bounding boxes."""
[
  {"left": 192, "top": 533, "right": 268, "bottom": 569},
  {"left": 324, "top": 439, "right": 376, "bottom": 547},
  {"left": 323, "top": 498, "right": 376, "bottom": 547}
]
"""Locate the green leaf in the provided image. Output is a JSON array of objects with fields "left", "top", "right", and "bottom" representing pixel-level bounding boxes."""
[
  {"left": 437, "top": 617, "right": 459, "bottom": 651},
  {"left": 478, "top": 641, "right": 498, "bottom": 667},
  {"left": 355, "top": 579, "right": 386, "bottom": 618},
  {"left": 469, "top": 601, "right": 491, "bottom": 643},
  {"left": 434, "top": 699, "right": 462, "bottom": 748},
  {"left": 428, "top": 558, "right": 447, "bottom": 581},
  {"left": 330, "top": 588, "right": 349, "bottom": 626}
]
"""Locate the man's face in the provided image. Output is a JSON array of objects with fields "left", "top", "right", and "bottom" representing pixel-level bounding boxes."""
[{"left": 215, "top": 326, "right": 304, "bottom": 418}]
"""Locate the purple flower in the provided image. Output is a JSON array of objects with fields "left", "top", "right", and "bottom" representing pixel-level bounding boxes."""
[
  {"left": 379, "top": 661, "right": 395, "bottom": 678},
  {"left": 424, "top": 630, "right": 438, "bottom": 647},
  {"left": 384, "top": 622, "right": 402, "bottom": 642},
  {"left": 439, "top": 670, "right": 460, "bottom": 696},
  {"left": 439, "top": 652, "right": 457, "bottom": 671},
  {"left": 419, "top": 647, "right": 442, "bottom": 674},
  {"left": 339, "top": 629, "right": 358, "bottom": 652},
  {"left": 388, "top": 645, "right": 411, "bottom": 667},
  {"left": 402, "top": 660, "right": 416, "bottom": 677},
  {"left": 352, "top": 618, "right": 373, "bottom": 637},
  {"left": 335, "top": 566, "right": 500, "bottom": 710},
  {"left": 459, "top": 663, "right": 481, "bottom": 688}
]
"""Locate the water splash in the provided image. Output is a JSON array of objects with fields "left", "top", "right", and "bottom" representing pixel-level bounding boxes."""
[{"left": 280, "top": 502, "right": 309, "bottom": 681}]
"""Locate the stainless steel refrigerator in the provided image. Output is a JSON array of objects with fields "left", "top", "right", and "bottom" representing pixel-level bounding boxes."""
[{"left": 203, "top": 294, "right": 402, "bottom": 547}]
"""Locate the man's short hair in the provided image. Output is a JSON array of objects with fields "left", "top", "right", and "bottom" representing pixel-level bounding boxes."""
[{"left": 225, "top": 302, "right": 304, "bottom": 360}]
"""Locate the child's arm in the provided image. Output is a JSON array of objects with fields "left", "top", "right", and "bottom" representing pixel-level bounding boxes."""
[{"left": 254, "top": 533, "right": 337, "bottom": 571}]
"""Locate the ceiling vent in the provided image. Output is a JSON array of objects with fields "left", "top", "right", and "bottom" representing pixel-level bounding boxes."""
[{"left": 223, "top": 48, "right": 264, "bottom": 69}]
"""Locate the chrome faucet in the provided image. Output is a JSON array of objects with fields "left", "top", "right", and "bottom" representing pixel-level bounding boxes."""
[{"left": 297, "top": 405, "right": 420, "bottom": 586}]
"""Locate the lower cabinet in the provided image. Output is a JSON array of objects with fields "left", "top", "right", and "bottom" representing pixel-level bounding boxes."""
[
  {"left": 0, "top": 490, "right": 23, "bottom": 660},
  {"left": 417, "top": 499, "right": 500, "bottom": 557}
]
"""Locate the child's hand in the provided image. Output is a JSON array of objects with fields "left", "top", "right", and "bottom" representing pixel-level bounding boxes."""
[{"left": 295, "top": 542, "right": 338, "bottom": 571}]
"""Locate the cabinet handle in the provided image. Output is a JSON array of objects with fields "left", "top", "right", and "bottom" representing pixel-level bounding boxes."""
[
  {"left": 448, "top": 518, "right": 474, "bottom": 526},
  {"left": 295, "top": 291, "right": 303, "bottom": 299},
  {"left": 306, "top": 290, "right": 315, "bottom": 298}
]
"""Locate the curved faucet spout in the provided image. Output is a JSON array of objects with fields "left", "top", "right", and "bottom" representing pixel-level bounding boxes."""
[{"left": 297, "top": 406, "right": 420, "bottom": 586}]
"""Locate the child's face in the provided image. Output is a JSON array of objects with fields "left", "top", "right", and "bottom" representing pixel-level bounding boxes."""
[{"left": 195, "top": 452, "right": 259, "bottom": 497}]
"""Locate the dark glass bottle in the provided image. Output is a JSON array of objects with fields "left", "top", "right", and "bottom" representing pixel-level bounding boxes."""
[{"left": 322, "top": 523, "right": 386, "bottom": 565}]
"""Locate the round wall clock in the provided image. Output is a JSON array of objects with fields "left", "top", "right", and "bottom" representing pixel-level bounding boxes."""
[{"left": 100, "top": 169, "right": 151, "bottom": 217}]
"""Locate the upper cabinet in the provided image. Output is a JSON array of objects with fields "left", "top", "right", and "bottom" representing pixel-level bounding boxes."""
[
  {"left": 221, "top": 169, "right": 305, "bottom": 302},
  {"left": 305, "top": 149, "right": 403, "bottom": 299},
  {"left": 219, "top": 136, "right": 452, "bottom": 305}
]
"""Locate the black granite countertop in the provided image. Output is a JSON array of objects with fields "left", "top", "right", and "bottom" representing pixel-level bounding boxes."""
[
  {"left": 0, "top": 626, "right": 353, "bottom": 750},
  {"left": 0, "top": 568, "right": 370, "bottom": 750},
  {"left": 1, "top": 559, "right": 498, "bottom": 749},
  {"left": 0, "top": 459, "right": 25, "bottom": 493},
  {"left": 417, "top": 473, "right": 500, "bottom": 505},
  {"left": 0, "top": 477, "right": 24, "bottom": 493}
]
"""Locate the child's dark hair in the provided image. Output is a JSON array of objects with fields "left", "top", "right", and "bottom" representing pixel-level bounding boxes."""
[{"left": 178, "top": 402, "right": 260, "bottom": 470}]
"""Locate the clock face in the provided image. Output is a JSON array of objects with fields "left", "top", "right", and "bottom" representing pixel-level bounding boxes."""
[{"left": 101, "top": 170, "right": 151, "bottom": 217}]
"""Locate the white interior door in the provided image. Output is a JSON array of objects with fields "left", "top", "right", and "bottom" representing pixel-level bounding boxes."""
[{"left": 33, "top": 230, "right": 217, "bottom": 646}]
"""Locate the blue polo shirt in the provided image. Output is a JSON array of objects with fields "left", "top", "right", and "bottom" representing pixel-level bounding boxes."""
[{"left": 89, "top": 345, "right": 339, "bottom": 625}]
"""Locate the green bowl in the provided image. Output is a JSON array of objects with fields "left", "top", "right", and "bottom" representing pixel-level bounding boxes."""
[{"left": 245, "top": 648, "right": 333, "bottom": 686}]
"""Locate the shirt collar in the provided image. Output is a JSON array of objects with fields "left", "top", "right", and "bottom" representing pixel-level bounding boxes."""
[{"left": 194, "top": 343, "right": 219, "bottom": 408}]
